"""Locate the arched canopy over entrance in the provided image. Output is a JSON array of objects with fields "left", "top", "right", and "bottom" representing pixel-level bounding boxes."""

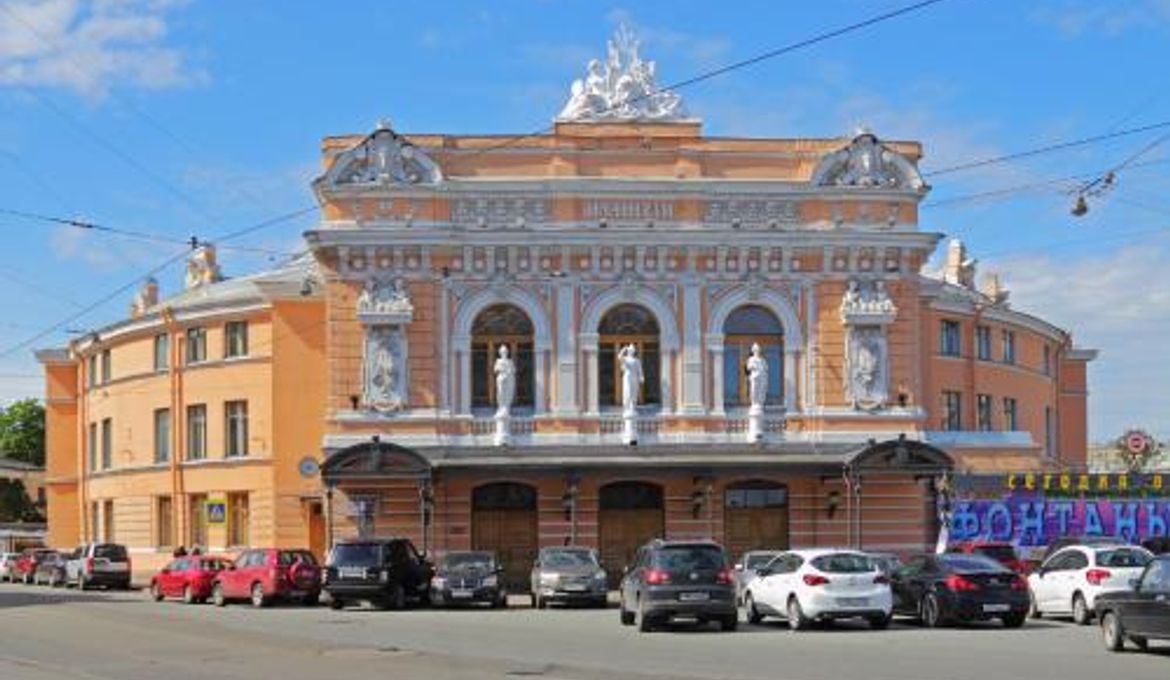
[
  {"left": 321, "top": 440, "right": 431, "bottom": 483},
  {"left": 471, "top": 304, "right": 535, "bottom": 410},
  {"left": 472, "top": 482, "right": 538, "bottom": 591},
  {"left": 722, "top": 305, "right": 784, "bottom": 409},
  {"left": 724, "top": 480, "right": 789, "bottom": 559},
  {"left": 598, "top": 481, "right": 664, "bottom": 583},
  {"left": 598, "top": 304, "right": 661, "bottom": 408},
  {"left": 846, "top": 435, "right": 953, "bottom": 473}
]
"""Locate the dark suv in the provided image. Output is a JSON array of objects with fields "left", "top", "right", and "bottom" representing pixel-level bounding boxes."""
[
  {"left": 619, "top": 540, "right": 738, "bottom": 632},
  {"left": 323, "top": 538, "right": 433, "bottom": 610}
]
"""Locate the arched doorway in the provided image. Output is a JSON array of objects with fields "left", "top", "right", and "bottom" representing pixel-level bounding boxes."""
[
  {"left": 471, "top": 482, "right": 538, "bottom": 591},
  {"left": 598, "top": 304, "right": 660, "bottom": 408},
  {"left": 471, "top": 305, "right": 534, "bottom": 411},
  {"left": 722, "top": 305, "right": 784, "bottom": 409},
  {"left": 598, "top": 481, "right": 664, "bottom": 584},
  {"left": 723, "top": 481, "right": 789, "bottom": 560}
]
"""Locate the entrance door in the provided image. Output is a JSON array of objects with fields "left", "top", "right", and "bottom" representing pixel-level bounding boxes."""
[
  {"left": 471, "top": 483, "right": 538, "bottom": 592},
  {"left": 598, "top": 482, "right": 664, "bottom": 585},
  {"left": 724, "top": 482, "right": 789, "bottom": 560},
  {"left": 306, "top": 500, "right": 325, "bottom": 562}
]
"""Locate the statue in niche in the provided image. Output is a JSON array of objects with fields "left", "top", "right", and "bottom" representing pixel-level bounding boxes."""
[
  {"left": 845, "top": 326, "right": 889, "bottom": 411},
  {"left": 494, "top": 345, "right": 516, "bottom": 416},
  {"left": 363, "top": 326, "right": 403, "bottom": 412},
  {"left": 746, "top": 343, "right": 769, "bottom": 411},
  {"left": 618, "top": 343, "right": 644, "bottom": 414}
]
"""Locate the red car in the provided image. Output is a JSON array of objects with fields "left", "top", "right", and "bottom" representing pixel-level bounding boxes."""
[
  {"left": 211, "top": 548, "right": 322, "bottom": 607},
  {"left": 948, "top": 542, "right": 1029, "bottom": 574},
  {"left": 149, "top": 555, "right": 234, "bottom": 604},
  {"left": 12, "top": 549, "right": 56, "bottom": 584}
]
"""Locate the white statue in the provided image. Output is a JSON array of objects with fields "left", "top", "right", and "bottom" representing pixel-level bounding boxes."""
[
  {"left": 746, "top": 343, "right": 769, "bottom": 410},
  {"left": 184, "top": 244, "right": 222, "bottom": 290},
  {"left": 494, "top": 345, "right": 516, "bottom": 416},
  {"left": 362, "top": 326, "right": 404, "bottom": 411},
  {"left": 358, "top": 278, "right": 412, "bottom": 315},
  {"left": 845, "top": 326, "right": 889, "bottom": 411},
  {"left": 618, "top": 343, "right": 644, "bottom": 414}
]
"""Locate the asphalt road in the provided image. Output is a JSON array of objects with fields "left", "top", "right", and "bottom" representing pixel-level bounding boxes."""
[{"left": 1, "top": 583, "right": 1167, "bottom": 680}]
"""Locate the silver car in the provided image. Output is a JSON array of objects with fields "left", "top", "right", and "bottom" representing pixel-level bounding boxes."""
[
  {"left": 529, "top": 547, "right": 608, "bottom": 609},
  {"left": 734, "top": 550, "right": 782, "bottom": 604},
  {"left": 0, "top": 552, "right": 18, "bottom": 582}
]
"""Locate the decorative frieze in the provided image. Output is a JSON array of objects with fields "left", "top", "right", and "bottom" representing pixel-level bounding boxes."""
[
  {"left": 704, "top": 199, "right": 799, "bottom": 228},
  {"left": 451, "top": 196, "right": 550, "bottom": 227}
]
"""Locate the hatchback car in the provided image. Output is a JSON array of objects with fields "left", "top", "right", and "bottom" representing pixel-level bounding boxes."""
[
  {"left": 948, "top": 541, "right": 1028, "bottom": 574},
  {"left": 212, "top": 548, "right": 321, "bottom": 607},
  {"left": 733, "top": 550, "right": 782, "bottom": 605},
  {"left": 619, "top": 540, "right": 738, "bottom": 632},
  {"left": 149, "top": 556, "right": 234, "bottom": 604},
  {"left": 1095, "top": 555, "right": 1170, "bottom": 653},
  {"left": 431, "top": 550, "right": 507, "bottom": 608},
  {"left": 1028, "top": 543, "right": 1153, "bottom": 624},
  {"left": 530, "top": 547, "right": 608, "bottom": 609},
  {"left": 742, "top": 549, "right": 892, "bottom": 630},
  {"left": 65, "top": 543, "right": 132, "bottom": 590},
  {"left": 33, "top": 552, "right": 69, "bottom": 587},
  {"left": 892, "top": 553, "right": 1028, "bottom": 628},
  {"left": 323, "top": 537, "right": 433, "bottom": 610},
  {"left": 0, "top": 552, "right": 19, "bottom": 581},
  {"left": 13, "top": 548, "right": 55, "bottom": 584}
]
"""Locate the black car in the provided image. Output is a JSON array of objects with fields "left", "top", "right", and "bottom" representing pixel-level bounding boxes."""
[
  {"left": 430, "top": 551, "right": 507, "bottom": 608},
  {"left": 323, "top": 538, "right": 434, "bottom": 610},
  {"left": 1141, "top": 537, "right": 1170, "bottom": 555},
  {"left": 619, "top": 539, "right": 737, "bottom": 632},
  {"left": 1095, "top": 555, "right": 1170, "bottom": 653},
  {"left": 892, "top": 553, "right": 1029, "bottom": 628}
]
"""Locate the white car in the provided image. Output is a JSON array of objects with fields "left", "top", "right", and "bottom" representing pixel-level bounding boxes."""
[
  {"left": 741, "top": 549, "right": 893, "bottom": 630},
  {"left": 1027, "top": 543, "right": 1153, "bottom": 625},
  {"left": 0, "top": 552, "right": 18, "bottom": 581}
]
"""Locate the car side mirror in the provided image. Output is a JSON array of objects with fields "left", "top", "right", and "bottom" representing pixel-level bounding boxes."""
[{"left": 734, "top": 563, "right": 743, "bottom": 571}]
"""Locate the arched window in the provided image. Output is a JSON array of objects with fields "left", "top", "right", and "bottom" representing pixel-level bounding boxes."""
[
  {"left": 598, "top": 304, "right": 660, "bottom": 407},
  {"left": 471, "top": 305, "right": 534, "bottom": 410},
  {"left": 723, "top": 305, "right": 783, "bottom": 408}
]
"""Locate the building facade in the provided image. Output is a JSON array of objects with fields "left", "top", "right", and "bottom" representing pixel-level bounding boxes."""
[{"left": 38, "top": 32, "right": 1095, "bottom": 584}]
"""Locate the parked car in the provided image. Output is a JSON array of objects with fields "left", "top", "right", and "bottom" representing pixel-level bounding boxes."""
[
  {"left": 64, "top": 543, "right": 132, "bottom": 590},
  {"left": 619, "top": 539, "right": 738, "bottom": 632},
  {"left": 733, "top": 550, "right": 782, "bottom": 605},
  {"left": 1095, "top": 555, "right": 1170, "bottom": 653},
  {"left": 892, "top": 553, "right": 1028, "bottom": 628},
  {"left": 948, "top": 541, "right": 1029, "bottom": 574},
  {"left": 867, "top": 552, "right": 904, "bottom": 577},
  {"left": 530, "top": 546, "right": 608, "bottom": 609},
  {"left": 149, "top": 555, "right": 234, "bottom": 604},
  {"left": 323, "top": 537, "right": 433, "bottom": 610},
  {"left": 430, "top": 550, "right": 507, "bottom": 608},
  {"left": 33, "top": 552, "right": 69, "bottom": 587},
  {"left": 1027, "top": 543, "right": 1154, "bottom": 624},
  {"left": 211, "top": 548, "right": 321, "bottom": 607},
  {"left": 1041, "top": 535, "right": 1125, "bottom": 563},
  {"left": 1140, "top": 537, "right": 1170, "bottom": 555},
  {"left": 0, "top": 552, "right": 19, "bottom": 581},
  {"left": 13, "top": 548, "right": 56, "bottom": 584},
  {"left": 741, "top": 548, "right": 892, "bottom": 630}
]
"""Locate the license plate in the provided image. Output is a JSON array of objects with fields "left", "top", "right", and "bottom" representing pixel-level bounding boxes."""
[
  {"left": 451, "top": 589, "right": 474, "bottom": 599},
  {"left": 982, "top": 603, "right": 1011, "bottom": 613},
  {"left": 563, "top": 583, "right": 588, "bottom": 592},
  {"left": 339, "top": 567, "right": 366, "bottom": 579},
  {"left": 837, "top": 597, "right": 869, "bottom": 608},
  {"left": 679, "top": 592, "right": 710, "bottom": 602}
]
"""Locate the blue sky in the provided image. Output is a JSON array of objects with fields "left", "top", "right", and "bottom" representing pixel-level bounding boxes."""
[{"left": 1, "top": 0, "right": 1168, "bottom": 443}]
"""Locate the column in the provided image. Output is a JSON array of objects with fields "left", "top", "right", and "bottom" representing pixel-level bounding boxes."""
[
  {"left": 553, "top": 281, "right": 578, "bottom": 415},
  {"left": 708, "top": 335, "right": 725, "bottom": 416},
  {"left": 582, "top": 333, "right": 599, "bottom": 415},
  {"left": 454, "top": 339, "right": 471, "bottom": 415},
  {"left": 438, "top": 282, "right": 450, "bottom": 414},
  {"left": 659, "top": 350, "right": 674, "bottom": 414},
  {"left": 680, "top": 278, "right": 704, "bottom": 414},
  {"left": 534, "top": 345, "right": 548, "bottom": 415},
  {"left": 784, "top": 349, "right": 799, "bottom": 411}
]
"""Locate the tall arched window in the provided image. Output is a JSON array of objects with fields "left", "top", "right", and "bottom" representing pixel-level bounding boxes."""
[
  {"left": 471, "top": 305, "right": 534, "bottom": 410},
  {"left": 723, "top": 305, "right": 783, "bottom": 408},
  {"left": 598, "top": 304, "right": 660, "bottom": 407}
]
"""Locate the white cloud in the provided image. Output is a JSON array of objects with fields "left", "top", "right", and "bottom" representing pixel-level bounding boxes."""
[
  {"left": 1031, "top": 0, "right": 1170, "bottom": 37},
  {"left": 0, "top": 0, "right": 201, "bottom": 99},
  {"left": 988, "top": 238, "right": 1170, "bottom": 442}
]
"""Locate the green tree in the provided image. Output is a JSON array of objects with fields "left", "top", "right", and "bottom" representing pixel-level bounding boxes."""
[
  {"left": 0, "top": 479, "right": 42, "bottom": 522},
  {"left": 0, "top": 398, "right": 45, "bottom": 467}
]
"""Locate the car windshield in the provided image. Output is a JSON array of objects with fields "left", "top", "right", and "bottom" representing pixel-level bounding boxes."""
[
  {"left": 330, "top": 543, "right": 382, "bottom": 567},
  {"left": 94, "top": 545, "right": 127, "bottom": 561},
  {"left": 974, "top": 545, "right": 1017, "bottom": 562},
  {"left": 278, "top": 550, "right": 318, "bottom": 567},
  {"left": 744, "top": 553, "right": 778, "bottom": 569},
  {"left": 442, "top": 552, "right": 494, "bottom": 570},
  {"left": 940, "top": 554, "right": 1008, "bottom": 572},
  {"left": 198, "top": 559, "right": 231, "bottom": 572},
  {"left": 651, "top": 546, "right": 726, "bottom": 571},
  {"left": 810, "top": 553, "right": 873, "bottom": 573},
  {"left": 541, "top": 550, "right": 597, "bottom": 568},
  {"left": 1096, "top": 548, "right": 1152, "bottom": 568}
]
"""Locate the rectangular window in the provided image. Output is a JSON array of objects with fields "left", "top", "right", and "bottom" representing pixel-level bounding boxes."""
[
  {"left": 90, "top": 501, "right": 99, "bottom": 542},
  {"left": 227, "top": 492, "right": 250, "bottom": 547},
  {"left": 977, "top": 394, "right": 994, "bottom": 432},
  {"left": 1003, "top": 397, "right": 1019, "bottom": 431},
  {"left": 100, "top": 349, "right": 111, "bottom": 384},
  {"left": 100, "top": 418, "right": 112, "bottom": 470},
  {"left": 154, "top": 334, "right": 170, "bottom": 371},
  {"left": 102, "top": 499, "right": 114, "bottom": 542},
  {"left": 225, "top": 400, "right": 249, "bottom": 457},
  {"left": 156, "top": 496, "right": 173, "bottom": 548},
  {"left": 188, "top": 494, "right": 208, "bottom": 548},
  {"left": 940, "top": 320, "right": 961, "bottom": 357},
  {"left": 942, "top": 391, "right": 963, "bottom": 431},
  {"left": 186, "top": 327, "right": 207, "bottom": 364},
  {"left": 186, "top": 404, "right": 207, "bottom": 460},
  {"left": 88, "top": 422, "right": 97, "bottom": 471},
  {"left": 1002, "top": 330, "right": 1016, "bottom": 365},
  {"left": 976, "top": 325, "right": 992, "bottom": 361},
  {"left": 1043, "top": 345, "right": 1052, "bottom": 376},
  {"left": 153, "top": 408, "right": 171, "bottom": 463},
  {"left": 224, "top": 321, "right": 248, "bottom": 358},
  {"left": 87, "top": 355, "right": 97, "bottom": 389}
]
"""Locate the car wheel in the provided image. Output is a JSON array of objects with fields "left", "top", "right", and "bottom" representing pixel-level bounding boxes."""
[
  {"left": 1072, "top": 593, "right": 1090, "bottom": 625},
  {"left": 721, "top": 614, "right": 738, "bottom": 632},
  {"left": 536, "top": 593, "right": 547, "bottom": 610},
  {"left": 212, "top": 584, "right": 226, "bottom": 607},
  {"left": 329, "top": 597, "right": 344, "bottom": 610},
  {"left": 637, "top": 597, "right": 655, "bottom": 633},
  {"left": 1101, "top": 611, "right": 1124, "bottom": 652},
  {"left": 250, "top": 583, "right": 268, "bottom": 608},
  {"left": 744, "top": 592, "right": 763, "bottom": 624},
  {"left": 786, "top": 597, "right": 810, "bottom": 631},
  {"left": 619, "top": 597, "right": 635, "bottom": 626},
  {"left": 1027, "top": 590, "right": 1041, "bottom": 619},
  {"left": 868, "top": 613, "right": 892, "bottom": 630},
  {"left": 1001, "top": 613, "right": 1026, "bottom": 629},
  {"left": 182, "top": 585, "right": 195, "bottom": 605},
  {"left": 921, "top": 593, "right": 943, "bottom": 628},
  {"left": 389, "top": 583, "right": 406, "bottom": 610},
  {"left": 150, "top": 582, "right": 163, "bottom": 602},
  {"left": 76, "top": 574, "right": 88, "bottom": 591},
  {"left": 302, "top": 592, "right": 320, "bottom": 607}
]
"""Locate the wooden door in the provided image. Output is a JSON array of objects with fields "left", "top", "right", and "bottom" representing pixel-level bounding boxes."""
[
  {"left": 598, "top": 508, "right": 663, "bottom": 585},
  {"left": 306, "top": 501, "right": 325, "bottom": 562},
  {"left": 472, "top": 509, "right": 537, "bottom": 591},
  {"left": 724, "top": 483, "right": 789, "bottom": 560}
]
